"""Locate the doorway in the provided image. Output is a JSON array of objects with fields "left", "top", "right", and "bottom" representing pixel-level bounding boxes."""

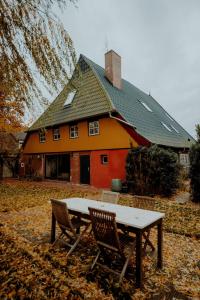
[
  {"left": 45, "top": 154, "right": 70, "bottom": 180},
  {"left": 80, "top": 155, "right": 90, "bottom": 184}
]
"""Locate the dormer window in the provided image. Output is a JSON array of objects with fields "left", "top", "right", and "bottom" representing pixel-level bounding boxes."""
[
  {"left": 88, "top": 121, "right": 99, "bottom": 136},
  {"left": 53, "top": 128, "right": 60, "bottom": 140},
  {"left": 64, "top": 90, "right": 76, "bottom": 107},
  {"left": 70, "top": 124, "right": 78, "bottom": 138},
  {"left": 39, "top": 131, "right": 46, "bottom": 143}
]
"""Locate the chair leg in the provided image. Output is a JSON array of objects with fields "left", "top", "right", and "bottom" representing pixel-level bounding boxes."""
[
  {"left": 66, "top": 235, "right": 82, "bottom": 258},
  {"left": 87, "top": 224, "right": 93, "bottom": 235},
  {"left": 91, "top": 250, "right": 101, "bottom": 270},
  {"left": 52, "top": 232, "right": 64, "bottom": 246},
  {"left": 119, "top": 254, "right": 131, "bottom": 284},
  {"left": 66, "top": 224, "right": 90, "bottom": 258}
]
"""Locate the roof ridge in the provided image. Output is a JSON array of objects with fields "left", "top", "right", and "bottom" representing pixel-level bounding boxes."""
[{"left": 81, "top": 54, "right": 148, "bottom": 96}]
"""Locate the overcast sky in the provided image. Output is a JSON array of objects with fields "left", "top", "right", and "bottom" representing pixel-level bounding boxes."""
[{"left": 58, "top": 0, "right": 200, "bottom": 138}]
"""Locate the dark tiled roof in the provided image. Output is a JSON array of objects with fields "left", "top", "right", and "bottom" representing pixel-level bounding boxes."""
[
  {"left": 83, "top": 55, "right": 195, "bottom": 148},
  {"left": 30, "top": 54, "right": 195, "bottom": 148}
]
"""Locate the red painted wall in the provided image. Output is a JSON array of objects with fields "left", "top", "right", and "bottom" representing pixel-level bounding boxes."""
[{"left": 90, "top": 149, "right": 128, "bottom": 189}]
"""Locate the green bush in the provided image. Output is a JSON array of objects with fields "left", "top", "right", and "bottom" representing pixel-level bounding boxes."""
[
  {"left": 189, "top": 143, "right": 200, "bottom": 202},
  {"left": 126, "top": 145, "right": 180, "bottom": 197}
]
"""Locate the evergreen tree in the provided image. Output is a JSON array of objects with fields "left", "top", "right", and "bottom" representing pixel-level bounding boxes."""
[{"left": 126, "top": 145, "right": 180, "bottom": 197}]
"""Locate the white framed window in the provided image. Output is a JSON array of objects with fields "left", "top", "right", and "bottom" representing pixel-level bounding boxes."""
[
  {"left": 88, "top": 121, "right": 99, "bottom": 136},
  {"left": 101, "top": 155, "right": 108, "bottom": 165},
  {"left": 70, "top": 125, "right": 78, "bottom": 138},
  {"left": 18, "top": 140, "right": 24, "bottom": 148},
  {"left": 179, "top": 153, "right": 189, "bottom": 166},
  {"left": 64, "top": 90, "right": 76, "bottom": 107},
  {"left": 39, "top": 131, "right": 46, "bottom": 143},
  {"left": 161, "top": 121, "right": 172, "bottom": 132},
  {"left": 53, "top": 128, "right": 60, "bottom": 140}
]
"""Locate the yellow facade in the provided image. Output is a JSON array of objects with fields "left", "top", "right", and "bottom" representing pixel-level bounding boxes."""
[{"left": 23, "top": 117, "right": 138, "bottom": 154}]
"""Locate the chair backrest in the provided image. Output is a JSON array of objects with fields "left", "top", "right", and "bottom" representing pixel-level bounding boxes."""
[
  {"left": 88, "top": 207, "right": 122, "bottom": 253},
  {"left": 101, "top": 190, "right": 119, "bottom": 204},
  {"left": 132, "top": 195, "right": 155, "bottom": 211},
  {"left": 51, "top": 199, "right": 76, "bottom": 235}
]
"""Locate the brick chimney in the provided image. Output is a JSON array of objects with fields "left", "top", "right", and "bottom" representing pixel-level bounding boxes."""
[{"left": 105, "top": 50, "right": 122, "bottom": 89}]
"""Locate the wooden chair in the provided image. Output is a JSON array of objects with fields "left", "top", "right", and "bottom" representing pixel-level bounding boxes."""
[
  {"left": 101, "top": 190, "right": 119, "bottom": 204},
  {"left": 88, "top": 207, "right": 136, "bottom": 284},
  {"left": 51, "top": 199, "right": 90, "bottom": 257},
  {"left": 132, "top": 196, "right": 156, "bottom": 253}
]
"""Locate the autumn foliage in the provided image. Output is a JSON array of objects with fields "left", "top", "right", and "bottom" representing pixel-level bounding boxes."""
[
  {"left": 0, "top": 181, "right": 199, "bottom": 299},
  {"left": 0, "top": 0, "right": 77, "bottom": 126}
]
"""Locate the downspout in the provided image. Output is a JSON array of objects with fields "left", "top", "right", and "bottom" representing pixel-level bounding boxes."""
[{"left": 109, "top": 112, "right": 137, "bottom": 129}]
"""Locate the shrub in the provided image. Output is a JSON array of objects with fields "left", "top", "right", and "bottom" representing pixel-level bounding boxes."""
[
  {"left": 126, "top": 145, "right": 180, "bottom": 197},
  {"left": 189, "top": 143, "right": 200, "bottom": 202}
]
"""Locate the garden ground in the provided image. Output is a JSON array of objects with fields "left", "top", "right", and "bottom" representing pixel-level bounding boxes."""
[{"left": 0, "top": 179, "right": 199, "bottom": 299}]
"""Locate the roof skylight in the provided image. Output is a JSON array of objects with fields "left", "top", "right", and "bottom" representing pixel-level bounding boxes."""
[
  {"left": 141, "top": 101, "right": 153, "bottom": 112},
  {"left": 161, "top": 121, "right": 172, "bottom": 132},
  {"left": 171, "top": 125, "right": 179, "bottom": 133},
  {"left": 64, "top": 90, "right": 76, "bottom": 106}
]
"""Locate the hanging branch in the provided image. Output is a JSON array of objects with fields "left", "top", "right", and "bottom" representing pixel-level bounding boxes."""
[{"left": 0, "top": 0, "right": 77, "bottom": 127}]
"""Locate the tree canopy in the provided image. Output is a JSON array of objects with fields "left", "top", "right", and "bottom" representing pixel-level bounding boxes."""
[
  {"left": 195, "top": 124, "right": 200, "bottom": 143},
  {"left": 0, "top": 0, "right": 77, "bottom": 128}
]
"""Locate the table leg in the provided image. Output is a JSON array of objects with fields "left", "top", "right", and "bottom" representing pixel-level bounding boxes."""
[
  {"left": 51, "top": 211, "right": 56, "bottom": 243},
  {"left": 157, "top": 219, "right": 163, "bottom": 268},
  {"left": 135, "top": 230, "right": 143, "bottom": 288}
]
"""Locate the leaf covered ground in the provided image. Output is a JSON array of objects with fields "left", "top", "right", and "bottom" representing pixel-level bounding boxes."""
[{"left": 0, "top": 179, "right": 199, "bottom": 299}]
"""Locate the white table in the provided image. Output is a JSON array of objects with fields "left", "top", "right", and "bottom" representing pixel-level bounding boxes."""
[{"left": 51, "top": 197, "right": 165, "bottom": 288}]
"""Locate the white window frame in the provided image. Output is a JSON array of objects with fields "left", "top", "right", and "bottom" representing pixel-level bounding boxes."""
[
  {"left": 101, "top": 155, "right": 108, "bottom": 165},
  {"left": 70, "top": 125, "right": 78, "bottom": 139},
  {"left": 179, "top": 153, "right": 189, "bottom": 166},
  {"left": 64, "top": 90, "right": 76, "bottom": 107},
  {"left": 88, "top": 121, "right": 99, "bottom": 136},
  {"left": 18, "top": 140, "right": 24, "bottom": 148},
  {"left": 53, "top": 128, "right": 60, "bottom": 141},
  {"left": 39, "top": 131, "right": 46, "bottom": 143}
]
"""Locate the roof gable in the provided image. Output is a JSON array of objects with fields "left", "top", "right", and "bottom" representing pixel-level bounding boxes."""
[{"left": 29, "top": 56, "right": 113, "bottom": 131}]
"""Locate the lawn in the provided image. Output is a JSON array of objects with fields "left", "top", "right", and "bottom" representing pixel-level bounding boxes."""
[{"left": 0, "top": 180, "right": 199, "bottom": 299}]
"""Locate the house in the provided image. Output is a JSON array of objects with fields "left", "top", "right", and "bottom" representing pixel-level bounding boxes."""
[
  {"left": 0, "top": 131, "right": 26, "bottom": 178},
  {"left": 21, "top": 50, "right": 195, "bottom": 188}
]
